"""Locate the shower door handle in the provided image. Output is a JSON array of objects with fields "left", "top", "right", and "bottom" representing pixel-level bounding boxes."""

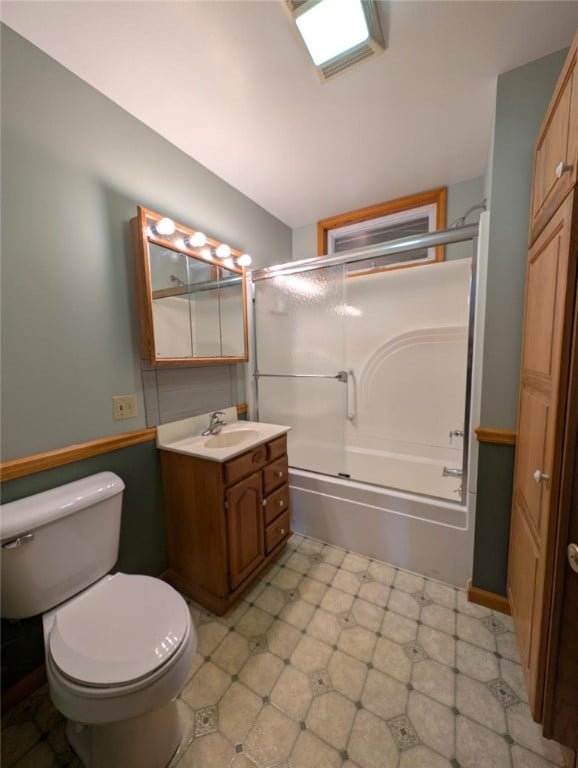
[{"left": 338, "top": 369, "right": 356, "bottom": 422}]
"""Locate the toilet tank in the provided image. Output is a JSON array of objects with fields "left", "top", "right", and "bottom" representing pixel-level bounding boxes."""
[{"left": 0, "top": 472, "right": 125, "bottom": 619}]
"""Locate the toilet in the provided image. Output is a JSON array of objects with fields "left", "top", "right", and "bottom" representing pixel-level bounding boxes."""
[{"left": 0, "top": 472, "right": 197, "bottom": 768}]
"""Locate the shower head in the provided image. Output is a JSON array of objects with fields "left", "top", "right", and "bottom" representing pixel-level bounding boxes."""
[{"left": 449, "top": 199, "right": 487, "bottom": 228}]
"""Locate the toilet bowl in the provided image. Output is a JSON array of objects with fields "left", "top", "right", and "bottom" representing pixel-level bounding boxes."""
[
  {"left": 44, "top": 573, "right": 196, "bottom": 768},
  {"left": 0, "top": 473, "right": 197, "bottom": 768}
]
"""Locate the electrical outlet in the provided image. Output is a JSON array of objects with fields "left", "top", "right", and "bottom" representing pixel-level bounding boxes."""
[{"left": 112, "top": 394, "right": 137, "bottom": 421}]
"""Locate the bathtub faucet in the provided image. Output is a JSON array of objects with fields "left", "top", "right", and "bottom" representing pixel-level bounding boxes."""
[{"left": 442, "top": 467, "right": 463, "bottom": 478}]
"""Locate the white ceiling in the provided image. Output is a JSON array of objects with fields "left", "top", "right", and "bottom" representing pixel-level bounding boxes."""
[{"left": 2, "top": 1, "right": 578, "bottom": 228}]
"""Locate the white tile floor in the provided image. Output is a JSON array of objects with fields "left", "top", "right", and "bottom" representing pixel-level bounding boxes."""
[{"left": 1, "top": 534, "right": 565, "bottom": 768}]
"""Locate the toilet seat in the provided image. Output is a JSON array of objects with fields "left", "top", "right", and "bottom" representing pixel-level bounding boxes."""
[{"left": 49, "top": 573, "right": 189, "bottom": 688}]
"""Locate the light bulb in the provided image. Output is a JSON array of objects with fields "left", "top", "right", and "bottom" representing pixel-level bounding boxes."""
[
  {"left": 155, "top": 217, "right": 176, "bottom": 236},
  {"left": 200, "top": 247, "right": 212, "bottom": 260},
  {"left": 215, "top": 243, "right": 231, "bottom": 259},
  {"left": 223, "top": 258, "right": 235, "bottom": 269},
  {"left": 237, "top": 253, "right": 252, "bottom": 267},
  {"left": 189, "top": 231, "right": 207, "bottom": 247}
]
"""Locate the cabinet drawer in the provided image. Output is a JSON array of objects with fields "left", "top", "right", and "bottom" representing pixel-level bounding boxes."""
[
  {"left": 225, "top": 444, "right": 267, "bottom": 486},
  {"left": 263, "top": 455, "right": 289, "bottom": 495},
  {"left": 267, "top": 434, "right": 287, "bottom": 462},
  {"left": 263, "top": 483, "right": 290, "bottom": 526},
  {"left": 265, "top": 509, "right": 290, "bottom": 555}
]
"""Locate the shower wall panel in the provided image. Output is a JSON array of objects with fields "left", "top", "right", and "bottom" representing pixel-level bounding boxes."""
[{"left": 345, "top": 259, "right": 471, "bottom": 499}]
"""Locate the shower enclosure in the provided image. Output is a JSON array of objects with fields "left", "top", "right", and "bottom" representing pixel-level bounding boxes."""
[
  {"left": 249, "top": 223, "right": 483, "bottom": 587},
  {"left": 252, "top": 226, "right": 477, "bottom": 503}
]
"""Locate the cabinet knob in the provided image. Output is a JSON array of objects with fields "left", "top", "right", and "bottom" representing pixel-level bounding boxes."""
[
  {"left": 533, "top": 469, "right": 550, "bottom": 484},
  {"left": 278, "top": 499, "right": 284, "bottom": 507},
  {"left": 276, "top": 471, "right": 284, "bottom": 478},
  {"left": 556, "top": 161, "right": 573, "bottom": 178},
  {"left": 280, "top": 528, "right": 286, "bottom": 535}
]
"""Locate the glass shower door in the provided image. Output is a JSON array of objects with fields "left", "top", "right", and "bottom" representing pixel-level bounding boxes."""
[{"left": 254, "top": 265, "right": 347, "bottom": 477}]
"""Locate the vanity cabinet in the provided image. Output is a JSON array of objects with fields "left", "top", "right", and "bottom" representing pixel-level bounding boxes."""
[
  {"left": 530, "top": 35, "right": 578, "bottom": 242},
  {"left": 160, "top": 434, "right": 290, "bottom": 614}
]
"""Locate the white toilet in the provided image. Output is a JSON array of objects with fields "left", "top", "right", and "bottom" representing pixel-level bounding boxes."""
[{"left": 0, "top": 472, "right": 197, "bottom": 768}]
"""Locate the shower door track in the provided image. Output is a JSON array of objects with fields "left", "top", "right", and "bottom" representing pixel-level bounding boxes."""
[{"left": 251, "top": 223, "right": 479, "bottom": 281}]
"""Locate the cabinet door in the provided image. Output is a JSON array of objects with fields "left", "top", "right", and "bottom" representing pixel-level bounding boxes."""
[
  {"left": 226, "top": 472, "right": 265, "bottom": 591},
  {"left": 531, "top": 37, "right": 578, "bottom": 240},
  {"left": 508, "top": 193, "right": 577, "bottom": 718}
]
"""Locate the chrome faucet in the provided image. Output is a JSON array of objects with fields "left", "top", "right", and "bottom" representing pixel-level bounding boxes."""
[{"left": 202, "top": 411, "right": 227, "bottom": 436}]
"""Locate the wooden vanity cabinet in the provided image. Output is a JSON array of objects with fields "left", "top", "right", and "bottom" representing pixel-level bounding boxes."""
[{"left": 160, "top": 433, "right": 290, "bottom": 615}]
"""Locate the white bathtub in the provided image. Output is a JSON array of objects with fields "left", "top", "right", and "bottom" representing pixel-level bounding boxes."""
[{"left": 289, "top": 468, "right": 474, "bottom": 589}]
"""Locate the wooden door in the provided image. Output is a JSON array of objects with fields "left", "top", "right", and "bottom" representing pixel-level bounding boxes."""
[
  {"left": 226, "top": 472, "right": 265, "bottom": 591},
  {"left": 543, "top": 295, "right": 578, "bottom": 748},
  {"left": 508, "top": 191, "right": 577, "bottom": 718}
]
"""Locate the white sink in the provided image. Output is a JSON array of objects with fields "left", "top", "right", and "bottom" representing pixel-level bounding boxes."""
[
  {"left": 203, "top": 428, "right": 260, "bottom": 448},
  {"left": 157, "top": 418, "right": 290, "bottom": 462}
]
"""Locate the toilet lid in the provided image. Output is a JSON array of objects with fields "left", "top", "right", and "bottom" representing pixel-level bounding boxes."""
[{"left": 49, "top": 573, "right": 189, "bottom": 687}]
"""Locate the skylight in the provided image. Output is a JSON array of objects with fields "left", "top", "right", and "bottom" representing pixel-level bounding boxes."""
[{"left": 288, "top": 0, "right": 385, "bottom": 80}]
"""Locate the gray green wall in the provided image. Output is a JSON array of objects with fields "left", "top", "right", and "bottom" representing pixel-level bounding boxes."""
[
  {"left": 472, "top": 48, "right": 567, "bottom": 595},
  {"left": 0, "top": 25, "right": 291, "bottom": 691},
  {"left": 1, "top": 25, "right": 291, "bottom": 462}
]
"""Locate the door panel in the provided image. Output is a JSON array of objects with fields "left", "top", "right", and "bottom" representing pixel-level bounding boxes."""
[
  {"left": 523, "top": 237, "right": 560, "bottom": 376},
  {"left": 226, "top": 473, "right": 264, "bottom": 591},
  {"left": 508, "top": 499, "right": 540, "bottom": 681},
  {"left": 517, "top": 389, "right": 550, "bottom": 535}
]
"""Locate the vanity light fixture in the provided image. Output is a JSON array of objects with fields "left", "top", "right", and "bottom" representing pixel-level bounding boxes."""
[
  {"left": 155, "top": 217, "right": 176, "bottom": 236},
  {"left": 143, "top": 208, "right": 252, "bottom": 272},
  {"left": 215, "top": 244, "right": 232, "bottom": 259},
  {"left": 287, "top": 0, "right": 385, "bottom": 80},
  {"left": 237, "top": 253, "right": 252, "bottom": 267},
  {"left": 188, "top": 231, "right": 207, "bottom": 247}
]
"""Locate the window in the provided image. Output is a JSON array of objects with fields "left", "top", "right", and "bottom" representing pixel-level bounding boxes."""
[{"left": 317, "top": 188, "right": 447, "bottom": 275}]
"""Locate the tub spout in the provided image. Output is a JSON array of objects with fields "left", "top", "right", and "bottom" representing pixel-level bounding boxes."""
[{"left": 443, "top": 467, "right": 463, "bottom": 478}]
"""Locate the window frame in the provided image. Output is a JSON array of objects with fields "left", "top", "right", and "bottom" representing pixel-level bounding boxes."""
[{"left": 317, "top": 188, "right": 447, "bottom": 275}]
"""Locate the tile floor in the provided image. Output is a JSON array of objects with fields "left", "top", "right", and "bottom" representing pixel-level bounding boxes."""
[{"left": 1, "top": 534, "right": 565, "bottom": 768}]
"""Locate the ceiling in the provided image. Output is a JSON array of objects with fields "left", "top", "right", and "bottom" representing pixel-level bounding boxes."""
[{"left": 2, "top": 1, "right": 578, "bottom": 229}]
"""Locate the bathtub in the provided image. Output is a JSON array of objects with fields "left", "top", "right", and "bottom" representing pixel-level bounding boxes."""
[{"left": 289, "top": 467, "right": 474, "bottom": 589}]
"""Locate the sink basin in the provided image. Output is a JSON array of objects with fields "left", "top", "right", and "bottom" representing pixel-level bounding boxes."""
[
  {"left": 203, "top": 428, "right": 260, "bottom": 448},
  {"left": 157, "top": 418, "right": 290, "bottom": 462}
]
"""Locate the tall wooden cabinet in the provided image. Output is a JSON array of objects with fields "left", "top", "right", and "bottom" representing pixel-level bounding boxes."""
[{"left": 508, "top": 30, "right": 578, "bottom": 749}]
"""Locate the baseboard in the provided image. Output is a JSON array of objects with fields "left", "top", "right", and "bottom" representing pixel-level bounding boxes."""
[
  {"left": 467, "top": 584, "right": 511, "bottom": 615},
  {"left": 1, "top": 664, "right": 47, "bottom": 714}
]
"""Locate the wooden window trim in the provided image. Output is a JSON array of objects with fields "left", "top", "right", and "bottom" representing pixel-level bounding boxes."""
[{"left": 317, "top": 188, "right": 447, "bottom": 271}]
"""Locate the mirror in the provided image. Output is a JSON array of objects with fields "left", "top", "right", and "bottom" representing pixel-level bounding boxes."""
[{"left": 131, "top": 206, "right": 248, "bottom": 365}]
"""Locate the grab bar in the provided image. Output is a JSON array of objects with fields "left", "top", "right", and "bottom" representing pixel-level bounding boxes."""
[{"left": 254, "top": 370, "right": 356, "bottom": 422}]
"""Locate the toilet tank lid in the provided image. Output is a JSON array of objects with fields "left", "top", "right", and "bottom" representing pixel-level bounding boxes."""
[{"left": 0, "top": 472, "right": 125, "bottom": 541}]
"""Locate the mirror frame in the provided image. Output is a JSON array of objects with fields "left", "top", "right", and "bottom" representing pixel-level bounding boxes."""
[{"left": 131, "top": 205, "right": 249, "bottom": 366}]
